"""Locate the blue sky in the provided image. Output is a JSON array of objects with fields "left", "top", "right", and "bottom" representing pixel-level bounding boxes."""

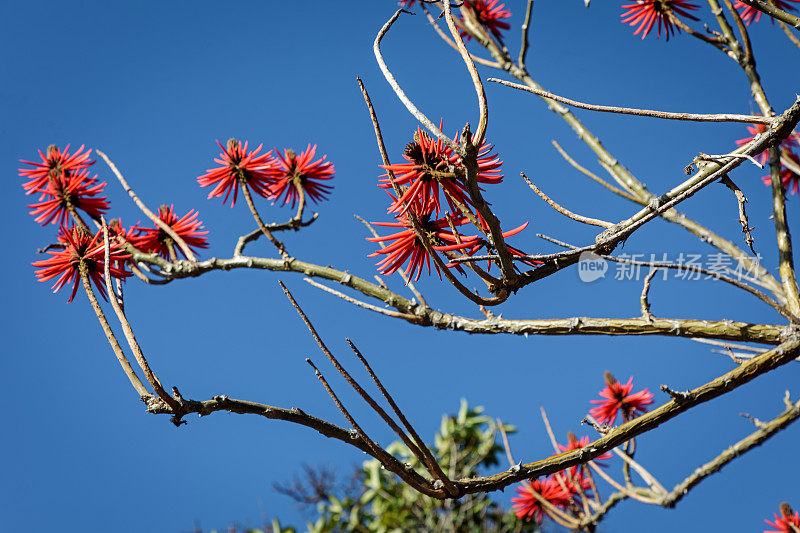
[{"left": 3, "top": 1, "right": 799, "bottom": 531}]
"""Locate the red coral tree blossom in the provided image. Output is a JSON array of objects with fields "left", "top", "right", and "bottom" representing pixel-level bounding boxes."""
[
  {"left": 460, "top": 0, "right": 512, "bottom": 43},
  {"left": 197, "top": 139, "right": 277, "bottom": 207},
  {"left": 589, "top": 371, "right": 654, "bottom": 425},
  {"left": 269, "top": 144, "right": 335, "bottom": 208},
  {"left": 19, "top": 144, "right": 94, "bottom": 196},
  {"left": 765, "top": 502, "right": 800, "bottom": 533},
  {"left": 367, "top": 214, "right": 478, "bottom": 281},
  {"left": 735, "top": 0, "right": 800, "bottom": 24},
  {"left": 32, "top": 225, "right": 131, "bottom": 302},
  {"left": 27, "top": 170, "right": 109, "bottom": 227},
  {"left": 380, "top": 125, "right": 503, "bottom": 216},
  {"left": 557, "top": 432, "right": 612, "bottom": 476},
  {"left": 621, "top": 1, "right": 699, "bottom": 40},
  {"left": 131, "top": 205, "right": 209, "bottom": 260},
  {"left": 511, "top": 477, "right": 577, "bottom": 524}
]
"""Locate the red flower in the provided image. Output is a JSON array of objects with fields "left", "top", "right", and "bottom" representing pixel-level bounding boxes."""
[
  {"left": 589, "top": 372, "right": 654, "bottom": 425},
  {"left": 398, "top": 0, "right": 415, "bottom": 6},
  {"left": 557, "top": 432, "right": 612, "bottom": 474},
  {"left": 380, "top": 124, "right": 503, "bottom": 217},
  {"left": 32, "top": 226, "right": 131, "bottom": 302},
  {"left": 735, "top": 0, "right": 800, "bottom": 24},
  {"left": 511, "top": 477, "right": 573, "bottom": 524},
  {"left": 460, "top": 0, "right": 512, "bottom": 42},
  {"left": 621, "top": 1, "right": 699, "bottom": 40},
  {"left": 131, "top": 205, "right": 209, "bottom": 260},
  {"left": 762, "top": 151, "right": 800, "bottom": 195},
  {"left": 197, "top": 139, "right": 277, "bottom": 207},
  {"left": 765, "top": 502, "right": 800, "bottom": 533},
  {"left": 269, "top": 144, "right": 335, "bottom": 208},
  {"left": 735, "top": 124, "right": 798, "bottom": 164},
  {"left": 367, "top": 214, "right": 480, "bottom": 281},
  {"left": 27, "top": 170, "right": 109, "bottom": 226},
  {"left": 19, "top": 144, "right": 94, "bottom": 196}
]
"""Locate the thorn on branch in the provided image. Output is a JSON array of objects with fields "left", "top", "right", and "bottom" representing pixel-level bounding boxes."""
[{"left": 660, "top": 384, "right": 691, "bottom": 402}]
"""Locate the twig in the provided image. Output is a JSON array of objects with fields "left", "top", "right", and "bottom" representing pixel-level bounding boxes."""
[
  {"left": 420, "top": 3, "right": 500, "bottom": 68},
  {"left": 345, "top": 338, "right": 458, "bottom": 496},
  {"left": 720, "top": 176, "right": 756, "bottom": 253},
  {"left": 640, "top": 268, "right": 658, "bottom": 321},
  {"left": 660, "top": 395, "right": 800, "bottom": 507},
  {"left": 240, "top": 181, "right": 289, "bottom": 259},
  {"left": 518, "top": 0, "right": 535, "bottom": 70},
  {"left": 373, "top": 10, "right": 460, "bottom": 152},
  {"left": 281, "top": 282, "right": 455, "bottom": 496},
  {"left": 101, "top": 219, "right": 178, "bottom": 410},
  {"left": 551, "top": 141, "right": 640, "bottom": 202},
  {"left": 97, "top": 150, "right": 197, "bottom": 262},
  {"left": 486, "top": 79, "right": 772, "bottom": 124},
  {"left": 233, "top": 213, "right": 319, "bottom": 257},
  {"left": 303, "top": 278, "right": 419, "bottom": 321},
  {"left": 303, "top": 357, "right": 438, "bottom": 496},
  {"left": 441, "top": 0, "right": 488, "bottom": 146},
  {"left": 521, "top": 172, "right": 614, "bottom": 228},
  {"left": 79, "top": 268, "right": 150, "bottom": 399}
]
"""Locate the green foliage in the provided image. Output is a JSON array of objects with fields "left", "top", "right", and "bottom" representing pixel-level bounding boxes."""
[{"left": 295, "top": 400, "right": 539, "bottom": 533}]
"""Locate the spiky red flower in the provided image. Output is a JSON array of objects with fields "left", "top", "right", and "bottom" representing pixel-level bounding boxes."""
[
  {"left": 557, "top": 432, "right": 612, "bottom": 475},
  {"left": 765, "top": 503, "right": 800, "bottom": 533},
  {"left": 27, "top": 170, "right": 109, "bottom": 226},
  {"left": 762, "top": 151, "right": 800, "bottom": 195},
  {"left": 197, "top": 139, "right": 277, "bottom": 207},
  {"left": 19, "top": 144, "right": 94, "bottom": 196},
  {"left": 621, "top": 1, "right": 699, "bottom": 40},
  {"left": 367, "top": 214, "right": 480, "bottom": 281},
  {"left": 589, "top": 372, "right": 654, "bottom": 425},
  {"left": 460, "top": 0, "right": 512, "bottom": 42},
  {"left": 735, "top": 124, "right": 798, "bottom": 164},
  {"left": 380, "top": 125, "right": 503, "bottom": 217},
  {"left": 735, "top": 0, "right": 800, "bottom": 24},
  {"left": 131, "top": 205, "right": 209, "bottom": 260},
  {"left": 269, "top": 144, "right": 335, "bottom": 208},
  {"left": 32, "top": 226, "right": 131, "bottom": 302},
  {"left": 511, "top": 477, "right": 574, "bottom": 524}
]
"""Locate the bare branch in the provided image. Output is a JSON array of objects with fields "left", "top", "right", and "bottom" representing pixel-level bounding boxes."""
[
  {"left": 521, "top": 172, "right": 614, "bottom": 228},
  {"left": 486, "top": 79, "right": 772, "bottom": 124},
  {"left": 97, "top": 150, "right": 197, "bottom": 262}
]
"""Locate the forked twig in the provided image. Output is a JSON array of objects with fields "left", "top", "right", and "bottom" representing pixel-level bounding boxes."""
[{"left": 97, "top": 150, "right": 197, "bottom": 262}]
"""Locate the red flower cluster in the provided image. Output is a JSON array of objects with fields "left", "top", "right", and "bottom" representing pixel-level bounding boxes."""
[
  {"left": 21, "top": 145, "right": 109, "bottom": 227},
  {"left": 379, "top": 125, "right": 502, "bottom": 217},
  {"left": 736, "top": 125, "right": 800, "bottom": 195},
  {"left": 369, "top": 124, "right": 538, "bottom": 281},
  {"left": 197, "top": 139, "right": 276, "bottom": 207},
  {"left": 735, "top": 0, "right": 800, "bottom": 24},
  {"left": 765, "top": 503, "right": 800, "bottom": 533},
  {"left": 32, "top": 226, "right": 131, "bottom": 302},
  {"left": 270, "top": 144, "right": 335, "bottom": 208},
  {"left": 131, "top": 205, "right": 209, "bottom": 260},
  {"left": 621, "top": 1, "right": 699, "bottom": 40},
  {"left": 19, "top": 144, "right": 94, "bottom": 196},
  {"left": 460, "top": 0, "right": 512, "bottom": 42},
  {"left": 589, "top": 371, "right": 654, "bottom": 425},
  {"left": 198, "top": 139, "right": 335, "bottom": 208},
  {"left": 557, "top": 432, "right": 612, "bottom": 475},
  {"left": 512, "top": 474, "right": 592, "bottom": 524}
]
